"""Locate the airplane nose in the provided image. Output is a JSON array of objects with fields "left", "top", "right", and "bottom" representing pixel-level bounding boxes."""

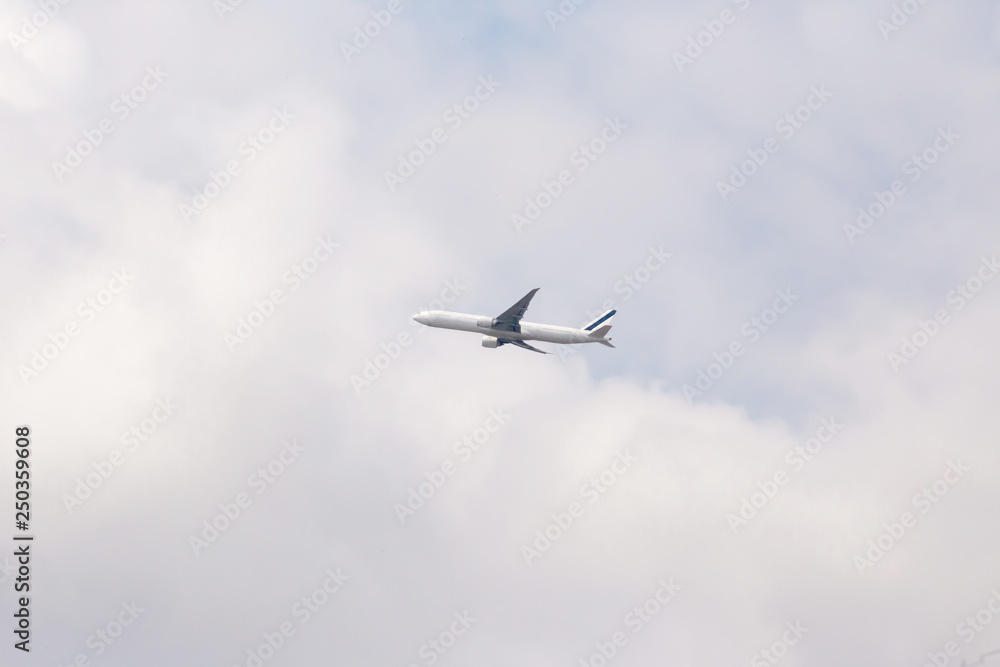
[{"left": 412, "top": 312, "right": 427, "bottom": 324}]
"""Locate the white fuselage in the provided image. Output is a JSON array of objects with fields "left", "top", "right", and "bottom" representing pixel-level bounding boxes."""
[{"left": 412, "top": 310, "right": 598, "bottom": 344}]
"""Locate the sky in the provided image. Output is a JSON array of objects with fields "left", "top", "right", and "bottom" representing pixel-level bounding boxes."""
[{"left": 2, "top": 0, "right": 1000, "bottom": 665}]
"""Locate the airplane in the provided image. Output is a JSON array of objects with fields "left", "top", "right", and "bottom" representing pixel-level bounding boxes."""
[{"left": 411, "top": 288, "right": 616, "bottom": 354}]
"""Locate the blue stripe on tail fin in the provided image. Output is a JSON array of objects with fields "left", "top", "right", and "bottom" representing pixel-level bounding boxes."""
[{"left": 583, "top": 309, "right": 616, "bottom": 331}]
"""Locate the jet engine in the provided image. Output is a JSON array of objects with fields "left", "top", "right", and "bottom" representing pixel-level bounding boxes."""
[
  {"left": 476, "top": 318, "right": 499, "bottom": 328},
  {"left": 482, "top": 335, "right": 500, "bottom": 348}
]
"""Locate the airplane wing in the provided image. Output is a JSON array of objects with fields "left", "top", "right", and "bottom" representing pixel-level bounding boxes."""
[
  {"left": 493, "top": 288, "right": 539, "bottom": 332},
  {"left": 505, "top": 339, "right": 548, "bottom": 354}
]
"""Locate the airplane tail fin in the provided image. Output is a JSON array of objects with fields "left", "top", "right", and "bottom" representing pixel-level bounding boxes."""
[
  {"left": 584, "top": 310, "right": 616, "bottom": 349},
  {"left": 583, "top": 309, "right": 616, "bottom": 332}
]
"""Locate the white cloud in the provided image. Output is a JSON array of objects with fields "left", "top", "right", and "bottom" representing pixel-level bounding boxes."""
[{"left": 1, "top": 0, "right": 999, "bottom": 664}]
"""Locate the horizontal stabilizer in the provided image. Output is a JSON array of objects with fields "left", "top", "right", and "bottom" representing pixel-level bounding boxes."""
[{"left": 589, "top": 323, "right": 612, "bottom": 338}]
